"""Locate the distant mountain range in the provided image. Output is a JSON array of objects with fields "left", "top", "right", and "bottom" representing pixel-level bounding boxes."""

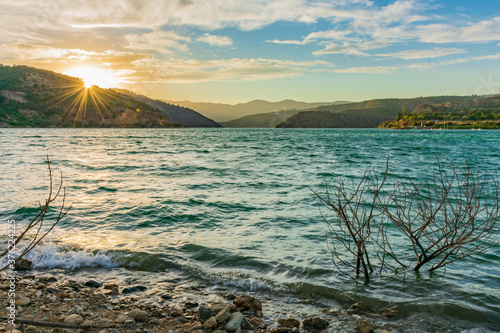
[
  {"left": 0, "top": 65, "right": 221, "bottom": 128},
  {"left": 164, "top": 99, "right": 350, "bottom": 122},
  {"left": 225, "top": 95, "right": 498, "bottom": 128}
]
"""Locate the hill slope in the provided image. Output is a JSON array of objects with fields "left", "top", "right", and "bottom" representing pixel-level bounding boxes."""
[
  {"left": 0, "top": 65, "right": 220, "bottom": 128},
  {"left": 165, "top": 99, "right": 346, "bottom": 122},
  {"left": 276, "top": 109, "right": 387, "bottom": 128}
]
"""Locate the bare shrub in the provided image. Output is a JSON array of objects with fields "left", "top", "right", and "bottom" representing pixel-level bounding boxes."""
[{"left": 0, "top": 156, "right": 71, "bottom": 271}]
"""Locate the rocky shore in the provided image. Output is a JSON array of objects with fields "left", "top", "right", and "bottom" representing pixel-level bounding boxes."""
[{"left": 0, "top": 272, "right": 406, "bottom": 333}]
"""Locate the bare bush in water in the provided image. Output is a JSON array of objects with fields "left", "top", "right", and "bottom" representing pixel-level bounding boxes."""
[{"left": 313, "top": 156, "right": 500, "bottom": 280}]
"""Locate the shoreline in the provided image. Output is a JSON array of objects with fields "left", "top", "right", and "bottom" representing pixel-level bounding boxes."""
[{"left": 1, "top": 267, "right": 496, "bottom": 333}]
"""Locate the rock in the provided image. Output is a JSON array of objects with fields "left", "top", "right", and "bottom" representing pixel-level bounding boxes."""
[
  {"left": 203, "top": 316, "right": 218, "bottom": 329},
  {"left": 114, "top": 314, "right": 131, "bottom": 323},
  {"left": 64, "top": 314, "right": 83, "bottom": 325},
  {"left": 303, "top": 317, "right": 329, "bottom": 330},
  {"left": 84, "top": 280, "right": 102, "bottom": 288},
  {"left": 26, "top": 326, "right": 37, "bottom": 332},
  {"left": 35, "top": 291, "right": 42, "bottom": 298},
  {"left": 105, "top": 287, "right": 119, "bottom": 296},
  {"left": 210, "top": 302, "right": 236, "bottom": 314},
  {"left": 122, "top": 285, "right": 148, "bottom": 294},
  {"left": 250, "top": 317, "right": 263, "bottom": 326},
  {"left": 103, "top": 283, "right": 118, "bottom": 290},
  {"left": 215, "top": 306, "right": 232, "bottom": 324},
  {"left": 128, "top": 309, "right": 149, "bottom": 322},
  {"left": 39, "top": 276, "right": 57, "bottom": 283},
  {"left": 14, "top": 258, "right": 33, "bottom": 271},
  {"left": 278, "top": 317, "right": 301, "bottom": 328},
  {"left": 226, "top": 312, "right": 244, "bottom": 331},
  {"left": 197, "top": 306, "right": 216, "bottom": 323},
  {"left": 233, "top": 296, "right": 263, "bottom": 317},
  {"left": 355, "top": 319, "right": 374, "bottom": 333},
  {"left": 160, "top": 293, "right": 172, "bottom": 300},
  {"left": 17, "top": 296, "right": 31, "bottom": 306},
  {"left": 241, "top": 317, "right": 254, "bottom": 330},
  {"left": 379, "top": 306, "right": 402, "bottom": 318},
  {"left": 347, "top": 302, "right": 372, "bottom": 314},
  {"left": 225, "top": 293, "right": 236, "bottom": 300},
  {"left": 184, "top": 301, "right": 199, "bottom": 309}
]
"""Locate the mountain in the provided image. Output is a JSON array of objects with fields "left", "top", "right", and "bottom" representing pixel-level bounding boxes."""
[
  {"left": 164, "top": 99, "right": 348, "bottom": 122},
  {"left": 271, "top": 95, "right": 484, "bottom": 128},
  {"left": 0, "top": 65, "right": 220, "bottom": 128}
]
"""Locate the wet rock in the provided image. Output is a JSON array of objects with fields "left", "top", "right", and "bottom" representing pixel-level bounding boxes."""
[
  {"left": 184, "top": 301, "right": 199, "bottom": 309},
  {"left": 197, "top": 306, "right": 216, "bottom": 323},
  {"left": 278, "top": 317, "right": 301, "bottom": 328},
  {"left": 233, "top": 296, "right": 263, "bottom": 317},
  {"left": 14, "top": 258, "right": 33, "bottom": 271},
  {"left": 225, "top": 293, "right": 236, "bottom": 300},
  {"left": 39, "top": 276, "right": 57, "bottom": 283},
  {"left": 105, "top": 287, "right": 119, "bottom": 296},
  {"left": 122, "top": 285, "right": 148, "bottom": 294},
  {"left": 215, "top": 306, "right": 232, "bottom": 324},
  {"left": 64, "top": 314, "right": 83, "bottom": 325},
  {"left": 203, "top": 316, "right": 218, "bottom": 329},
  {"left": 355, "top": 319, "right": 374, "bottom": 333},
  {"left": 17, "top": 296, "right": 31, "bottom": 306},
  {"left": 226, "top": 312, "right": 244, "bottom": 331},
  {"left": 347, "top": 302, "right": 372, "bottom": 314},
  {"left": 210, "top": 302, "right": 236, "bottom": 314},
  {"left": 84, "top": 280, "right": 102, "bottom": 288},
  {"left": 379, "top": 306, "right": 402, "bottom": 318},
  {"left": 128, "top": 309, "right": 149, "bottom": 322},
  {"left": 103, "top": 283, "right": 118, "bottom": 290},
  {"left": 303, "top": 317, "right": 329, "bottom": 330}
]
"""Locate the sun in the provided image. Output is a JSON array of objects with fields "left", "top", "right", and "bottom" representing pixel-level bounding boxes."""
[{"left": 64, "top": 66, "right": 118, "bottom": 89}]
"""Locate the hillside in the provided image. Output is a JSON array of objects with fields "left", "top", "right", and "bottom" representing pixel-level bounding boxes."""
[
  {"left": 164, "top": 99, "right": 346, "bottom": 122},
  {"left": 0, "top": 65, "right": 220, "bottom": 128},
  {"left": 276, "top": 109, "right": 387, "bottom": 128}
]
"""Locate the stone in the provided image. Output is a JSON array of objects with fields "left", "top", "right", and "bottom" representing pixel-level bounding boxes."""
[
  {"left": 347, "top": 302, "right": 371, "bottom": 314},
  {"left": 160, "top": 293, "right": 172, "bottom": 300},
  {"left": 17, "top": 296, "right": 31, "bottom": 306},
  {"left": 250, "top": 317, "right": 263, "bottom": 326},
  {"left": 64, "top": 314, "right": 83, "bottom": 325},
  {"left": 215, "top": 306, "right": 232, "bottom": 324},
  {"left": 26, "top": 326, "right": 37, "bottom": 332},
  {"left": 303, "top": 317, "right": 329, "bottom": 330},
  {"left": 122, "top": 285, "right": 148, "bottom": 294},
  {"left": 210, "top": 302, "right": 236, "bottom": 314},
  {"left": 379, "top": 306, "right": 402, "bottom": 318},
  {"left": 105, "top": 287, "right": 119, "bottom": 296},
  {"left": 278, "top": 317, "right": 301, "bottom": 328},
  {"left": 355, "top": 319, "right": 374, "bottom": 333},
  {"left": 39, "top": 276, "right": 57, "bottom": 283},
  {"left": 84, "top": 280, "right": 102, "bottom": 288},
  {"left": 203, "top": 316, "right": 218, "bottom": 329},
  {"left": 225, "top": 293, "right": 236, "bottom": 300},
  {"left": 241, "top": 317, "right": 254, "bottom": 330},
  {"left": 14, "top": 258, "right": 33, "bottom": 271},
  {"left": 197, "top": 306, "right": 216, "bottom": 323},
  {"left": 184, "top": 301, "right": 199, "bottom": 309},
  {"left": 233, "top": 296, "right": 262, "bottom": 316},
  {"left": 128, "top": 309, "right": 149, "bottom": 322},
  {"left": 225, "top": 312, "right": 244, "bottom": 331},
  {"left": 103, "top": 283, "right": 118, "bottom": 290}
]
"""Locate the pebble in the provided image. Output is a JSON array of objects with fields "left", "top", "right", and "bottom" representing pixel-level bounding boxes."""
[
  {"left": 210, "top": 302, "right": 236, "bottom": 314},
  {"left": 303, "top": 317, "right": 329, "bottom": 330},
  {"left": 122, "top": 286, "right": 148, "bottom": 294},
  {"left": 14, "top": 258, "right": 33, "bottom": 271},
  {"left": 197, "top": 305, "right": 215, "bottom": 323},
  {"left": 225, "top": 312, "right": 244, "bottom": 331},
  {"left": 215, "top": 306, "right": 232, "bottom": 324},
  {"left": 84, "top": 279, "right": 102, "bottom": 288},
  {"left": 278, "top": 317, "right": 301, "bottom": 328},
  {"left": 128, "top": 309, "right": 149, "bottom": 322},
  {"left": 17, "top": 296, "right": 31, "bottom": 306},
  {"left": 64, "top": 314, "right": 83, "bottom": 325},
  {"left": 348, "top": 302, "right": 372, "bottom": 314},
  {"left": 203, "top": 316, "right": 218, "bottom": 329},
  {"left": 355, "top": 319, "right": 375, "bottom": 333}
]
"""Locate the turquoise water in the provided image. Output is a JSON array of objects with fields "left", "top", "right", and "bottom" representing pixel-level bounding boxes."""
[{"left": 1, "top": 128, "right": 499, "bottom": 330}]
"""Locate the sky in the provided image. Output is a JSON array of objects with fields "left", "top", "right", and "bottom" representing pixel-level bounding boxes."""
[{"left": 0, "top": 0, "right": 499, "bottom": 103}]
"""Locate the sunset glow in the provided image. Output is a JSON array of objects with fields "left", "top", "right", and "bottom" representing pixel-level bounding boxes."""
[{"left": 64, "top": 66, "right": 119, "bottom": 89}]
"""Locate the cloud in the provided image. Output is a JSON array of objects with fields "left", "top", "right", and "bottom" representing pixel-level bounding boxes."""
[
  {"left": 129, "top": 57, "right": 334, "bottom": 83},
  {"left": 417, "top": 17, "right": 500, "bottom": 43},
  {"left": 377, "top": 48, "right": 466, "bottom": 59},
  {"left": 334, "top": 66, "right": 398, "bottom": 74},
  {"left": 124, "top": 31, "right": 191, "bottom": 54},
  {"left": 197, "top": 33, "right": 233, "bottom": 46}
]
